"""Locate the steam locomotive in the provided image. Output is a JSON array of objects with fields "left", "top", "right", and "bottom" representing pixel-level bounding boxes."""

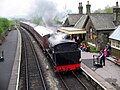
[{"left": 20, "top": 22, "right": 81, "bottom": 72}]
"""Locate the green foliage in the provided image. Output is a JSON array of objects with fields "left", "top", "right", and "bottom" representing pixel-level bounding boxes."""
[
  {"left": 94, "top": 9, "right": 104, "bottom": 13},
  {"left": 31, "top": 16, "right": 45, "bottom": 26},
  {"left": 104, "top": 5, "right": 113, "bottom": 13},
  {"left": 54, "top": 16, "right": 62, "bottom": 24},
  {"left": 89, "top": 45, "right": 99, "bottom": 53},
  {"left": 94, "top": 5, "right": 113, "bottom": 13},
  {"left": 81, "top": 40, "right": 89, "bottom": 46},
  {"left": 0, "top": 27, "right": 3, "bottom": 35},
  {"left": 0, "top": 18, "right": 14, "bottom": 36},
  {"left": 8, "top": 20, "right": 15, "bottom": 29},
  {"left": 81, "top": 40, "right": 99, "bottom": 52}
]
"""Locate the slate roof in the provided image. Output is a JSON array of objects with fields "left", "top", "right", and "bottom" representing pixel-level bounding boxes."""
[
  {"left": 63, "top": 13, "right": 116, "bottom": 31},
  {"left": 63, "top": 14, "right": 83, "bottom": 26},
  {"left": 75, "top": 15, "right": 88, "bottom": 28},
  {"left": 89, "top": 13, "right": 115, "bottom": 30},
  {"left": 109, "top": 26, "right": 120, "bottom": 41}
]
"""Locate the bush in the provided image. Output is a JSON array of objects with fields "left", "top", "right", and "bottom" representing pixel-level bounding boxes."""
[
  {"left": 81, "top": 40, "right": 89, "bottom": 46},
  {"left": 0, "top": 18, "right": 14, "bottom": 36},
  {"left": 89, "top": 45, "right": 99, "bottom": 53}
]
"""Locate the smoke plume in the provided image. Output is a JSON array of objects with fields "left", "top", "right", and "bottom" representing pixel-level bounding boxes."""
[{"left": 29, "top": 0, "right": 59, "bottom": 26}]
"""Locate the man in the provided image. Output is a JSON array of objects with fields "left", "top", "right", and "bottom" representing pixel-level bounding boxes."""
[{"left": 99, "top": 49, "right": 105, "bottom": 66}]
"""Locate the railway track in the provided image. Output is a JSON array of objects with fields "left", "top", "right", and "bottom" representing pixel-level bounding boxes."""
[
  {"left": 58, "top": 70, "right": 96, "bottom": 90},
  {"left": 58, "top": 72, "right": 87, "bottom": 90},
  {"left": 19, "top": 28, "right": 47, "bottom": 90}
]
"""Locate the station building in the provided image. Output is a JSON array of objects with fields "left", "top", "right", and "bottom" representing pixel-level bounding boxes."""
[
  {"left": 61, "top": 1, "right": 120, "bottom": 50},
  {"left": 109, "top": 26, "right": 120, "bottom": 59}
]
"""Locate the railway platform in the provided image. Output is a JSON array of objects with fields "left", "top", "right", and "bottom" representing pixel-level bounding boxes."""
[
  {"left": 81, "top": 51, "right": 120, "bottom": 90},
  {"left": 0, "top": 28, "right": 21, "bottom": 90}
]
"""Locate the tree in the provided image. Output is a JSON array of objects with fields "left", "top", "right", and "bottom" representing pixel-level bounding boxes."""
[
  {"left": 0, "top": 27, "right": 3, "bottom": 36},
  {"left": 54, "top": 15, "right": 63, "bottom": 24},
  {"left": 94, "top": 5, "right": 113, "bottom": 13},
  {"left": 0, "top": 18, "right": 14, "bottom": 36},
  {"left": 31, "top": 16, "right": 45, "bottom": 26},
  {"left": 104, "top": 5, "right": 113, "bottom": 13}
]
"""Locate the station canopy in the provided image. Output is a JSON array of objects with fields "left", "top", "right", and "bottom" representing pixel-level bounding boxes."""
[{"left": 58, "top": 27, "right": 86, "bottom": 34}]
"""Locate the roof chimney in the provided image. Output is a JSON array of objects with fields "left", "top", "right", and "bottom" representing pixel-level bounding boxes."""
[
  {"left": 78, "top": 2, "right": 83, "bottom": 14},
  {"left": 116, "top": 1, "right": 118, "bottom": 7},
  {"left": 86, "top": 1, "right": 91, "bottom": 14},
  {"left": 113, "top": 1, "right": 120, "bottom": 26}
]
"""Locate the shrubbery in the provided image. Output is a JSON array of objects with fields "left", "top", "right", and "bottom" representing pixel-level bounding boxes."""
[
  {"left": 81, "top": 40, "right": 89, "bottom": 46},
  {"left": 0, "top": 18, "right": 14, "bottom": 36},
  {"left": 81, "top": 40, "right": 99, "bottom": 53},
  {"left": 89, "top": 45, "right": 99, "bottom": 53}
]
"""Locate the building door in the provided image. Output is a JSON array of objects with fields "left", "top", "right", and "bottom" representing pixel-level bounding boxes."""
[{"left": 103, "top": 33, "right": 109, "bottom": 48}]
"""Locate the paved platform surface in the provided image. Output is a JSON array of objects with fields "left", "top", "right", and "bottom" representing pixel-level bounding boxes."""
[
  {"left": 0, "top": 30, "right": 20, "bottom": 90},
  {"left": 81, "top": 51, "right": 120, "bottom": 90}
]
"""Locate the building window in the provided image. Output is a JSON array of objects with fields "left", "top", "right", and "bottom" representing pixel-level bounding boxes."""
[
  {"left": 111, "top": 40, "right": 120, "bottom": 50},
  {"left": 111, "top": 40, "right": 115, "bottom": 47},
  {"left": 116, "top": 41, "right": 119, "bottom": 47},
  {"left": 90, "top": 28, "right": 93, "bottom": 39},
  {"left": 118, "top": 42, "right": 120, "bottom": 48}
]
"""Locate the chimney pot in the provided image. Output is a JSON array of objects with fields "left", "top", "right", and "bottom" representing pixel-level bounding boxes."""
[
  {"left": 79, "top": 2, "right": 82, "bottom": 6},
  {"left": 116, "top": 1, "right": 118, "bottom": 6},
  {"left": 87, "top": 1, "right": 89, "bottom": 5}
]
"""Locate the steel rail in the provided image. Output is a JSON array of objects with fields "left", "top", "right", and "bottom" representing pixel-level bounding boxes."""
[
  {"left": 24, "top": 39, "right": 29, "bottom": 90},
  {"left": 27, "top": 33, "right": 47, "bottom": 90},
  {"left": 58, "top": 73, "right": 70, "bottom": 90},
  {"left": 72, "top": 71, "right": 89, "bottom": 90},
  {"left": 21, "top": 29, "right": 29, "bottom": 90},
  {"left": 20, "top": 28, "right": 47, "bottom": 90}
]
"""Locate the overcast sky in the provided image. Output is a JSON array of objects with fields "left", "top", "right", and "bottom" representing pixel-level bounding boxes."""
[{"left": 0, "top": 0, "right": 118, "bottom": 18}]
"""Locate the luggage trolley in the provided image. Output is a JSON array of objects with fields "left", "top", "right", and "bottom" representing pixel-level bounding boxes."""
[{"left": 93, "top": 55, "right": 102, "bottom": 67}]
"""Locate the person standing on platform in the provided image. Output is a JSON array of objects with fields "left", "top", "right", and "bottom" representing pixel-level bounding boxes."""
[
  {"left": 99, "top": 49, "right": 105, "bottom": 66},
  {"left": 105, "top": 42, "right": 111, "bottom": 57}
]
